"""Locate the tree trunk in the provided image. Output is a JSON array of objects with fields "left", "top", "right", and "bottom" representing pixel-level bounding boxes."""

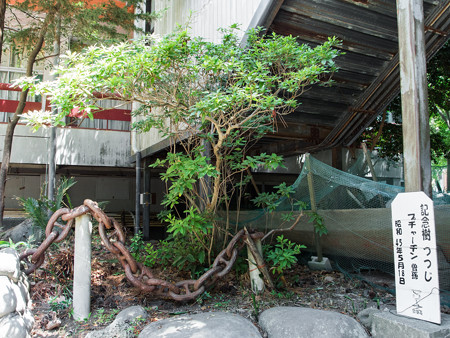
[
  {"left": 0, "top": 0, "right": 6, "bottom": 64},
  {"left": 447, "top": 157, "right": 450, "bottom": 193},
  {"left": 0, "top": 12, "right": 54, "bottom": 227}
]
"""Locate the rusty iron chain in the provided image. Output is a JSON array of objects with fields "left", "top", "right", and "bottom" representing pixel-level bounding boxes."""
[{"left": 20, "top": 199, "right": 263, "bottom": 301}]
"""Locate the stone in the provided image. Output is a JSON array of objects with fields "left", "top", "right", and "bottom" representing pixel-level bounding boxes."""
[
  {"left": 46, "top": 318, "right": 62, "bottom": 330},
  {"left": 371, "top": 310, "right": 450, "bottom": 338},
  {"left": 308, "top": 256, "right": 333, "bottom": 271},
  {"left": 358, "top": 308, "right": 382, "bottom": 328},
  {"left": 17, "top": 280, "right": 31, "bottom": 308},
  {"left": 0, "top": 313, "right": 30, "bottom": 338},
  {"left": 0, "top": 276, "right": 17, "bottom": 318},
  {"left": 324, "top": 276, "right": 334, "bottom": 283},
  {"left": 139, "top": 311, "right": 262, "bottom": 338},
  {"left": 85, "top": 306, "right": 148, "bottom": 338},
  {"left": 259, "top": 307, "right": 368, "bottom": 338},
  {"left": 22, "top": 310, "right": 35, "bottom": 332},
  {"left": 0, "top": 248, "right": 20, "bottom": 282},
  {"left": 0, "top": 218, "right": 27, "bottom": 232},
  {"left": 11, "top": 282, "right": 27, "bottom": 313},
  {"left": 0, "top": 219, "right": 43, "bottom": 245}
]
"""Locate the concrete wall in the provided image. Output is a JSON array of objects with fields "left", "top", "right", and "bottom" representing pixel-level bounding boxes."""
[
  {"left": 3, "top": 174, "right": 136, "bottom": 212},
  {"left": 0, "top": 124, "right": 132, "bottom": 167}
]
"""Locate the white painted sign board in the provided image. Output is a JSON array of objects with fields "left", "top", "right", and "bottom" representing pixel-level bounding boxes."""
[{"left": 391, "top": 192, "right": 440, "bottom": 324}]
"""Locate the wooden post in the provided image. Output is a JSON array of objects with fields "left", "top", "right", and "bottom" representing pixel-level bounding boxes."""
[
  {"left": 362, "top": 143, "right": 378, "bottom": 182},
  {"left": 396, "top": 0, "right": 432, "bottom": 197},
  {"left": 306, "top": 154, "right": 322, "bottom": 262}
]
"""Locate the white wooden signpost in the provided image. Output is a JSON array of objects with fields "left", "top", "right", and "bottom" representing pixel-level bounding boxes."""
[{"left": 391, "top": 192, "right": 440, "bottom": 324}]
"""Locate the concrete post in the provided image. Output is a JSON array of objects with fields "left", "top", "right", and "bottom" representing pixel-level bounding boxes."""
[
  {"left": 73, "top": 214, "right": 92, "bottom": 321},
  {"left": 396, "top": 0, "right": 432, "bottom": 197},
  {"left": 247, "top": 238, "right": 265, "bottom": 294}
]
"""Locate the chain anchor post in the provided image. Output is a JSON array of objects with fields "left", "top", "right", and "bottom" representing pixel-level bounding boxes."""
[{"left": 73, "top": 213, "right": 92, "bottom": 321}]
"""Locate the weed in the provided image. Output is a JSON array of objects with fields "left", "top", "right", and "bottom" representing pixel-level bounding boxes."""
[
  {"left": 270, "top": 290, "right": 295, "bottom": 300},
  {"left": 344, "top": 295, "right": 357, "bottom": 315},
  {"left": 49, "top": 296, "right": 72, "bottom": 312},
  {"left": 195, "top": 291, "right": 212, "bottom": 305},
  {"left": 93, "top": 308, "right": 115, "bottom": 326},
  {"left": 251, "top": 293, "right": 260, "bottom": 318},
  {"left": 266, "top": 235, "right": 306, "bottom": 275},
  {"left": 0, "top": 238, "right": 34, "bottom": 250}
]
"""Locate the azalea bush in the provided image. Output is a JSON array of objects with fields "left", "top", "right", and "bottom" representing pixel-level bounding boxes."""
[{"left": 21, "top": 26, "right": 341, "bottom": 267}]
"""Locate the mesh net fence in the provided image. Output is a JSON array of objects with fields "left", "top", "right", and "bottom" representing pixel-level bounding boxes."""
[{"left": 231, "top": 154, "right": 450, "bottom": 304}]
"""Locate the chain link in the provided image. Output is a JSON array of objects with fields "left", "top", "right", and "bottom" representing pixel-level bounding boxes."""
[{"left": 20, "top": 199, "right": 263, "bottom": 301}]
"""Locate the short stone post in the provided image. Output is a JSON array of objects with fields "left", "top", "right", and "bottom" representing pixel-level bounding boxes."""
[
  {"left": 247, "top": 238, "right": 265, "bottom": 294},
  {"left": 73, "top": 214, "right": 92, "bottom": 321}
]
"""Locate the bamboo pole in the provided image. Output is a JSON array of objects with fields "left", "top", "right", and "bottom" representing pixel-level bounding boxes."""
[{"left": 306, "top": 154, "right": 323, "bottom": 262}]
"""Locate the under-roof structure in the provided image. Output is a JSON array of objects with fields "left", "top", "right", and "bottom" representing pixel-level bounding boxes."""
[{"left": 249, "top": 0, "right": 450, "bottom": 157}]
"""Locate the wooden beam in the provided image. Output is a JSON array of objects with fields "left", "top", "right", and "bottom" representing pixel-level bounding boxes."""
[{"left": 396, "top": 0, "right": 432, "bottom": 197}]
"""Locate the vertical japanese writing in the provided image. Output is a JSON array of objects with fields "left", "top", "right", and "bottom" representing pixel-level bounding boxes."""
[
  {"left": 391, "top": 192, "right": 440, "bottom": 324},
  {"left": 424, "top": 247, "right": 432, "bottom": 282},
  {"left": 395, "top": 227, "right": 405, "bottom": 285},
  {"left": 421, "top": 204, "right": 431, "bottom": 241}
]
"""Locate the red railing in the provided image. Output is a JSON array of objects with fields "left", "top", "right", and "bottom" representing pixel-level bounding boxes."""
[{"left": 0, "top": 83, "right": 131, "bottom": 128}]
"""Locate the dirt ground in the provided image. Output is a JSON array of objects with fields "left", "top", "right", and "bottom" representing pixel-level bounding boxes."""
[{"left": 25, "top": 237, "right": 419, "bottom": 337}]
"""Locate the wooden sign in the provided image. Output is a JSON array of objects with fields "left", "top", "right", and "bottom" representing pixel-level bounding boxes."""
[{"left": 391, "top": 192, "right": 440, "bottom": 324}]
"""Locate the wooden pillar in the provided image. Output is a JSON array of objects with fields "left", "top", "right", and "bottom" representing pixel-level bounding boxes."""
[
  {"left": 332, "top": 146, "right": 342, "bottom": 171},
  {"left": 396, "top": 0, "right": 432, "bottom": 197}
]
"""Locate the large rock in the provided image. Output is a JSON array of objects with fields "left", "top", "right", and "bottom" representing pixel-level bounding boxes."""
[
  {"left": 358, "top": 308, "right": 383, "bottom": 329},
  {"left": 0, "top": 313, "right": 30, "bottom": 338},
  {"left": 139, "top": 311, "right": 262, "bottom": 338},
  {"left": 0, "top": 276, "right": 17, "bottom": 318},
  {"left": 0, "top": 249, "right": 20, "bottom": 282},
  {"left": 85, "top": 306, "right": 148, "bottom": 338},
  {"left": 1, "top": 219, "right": 44, "bottom": 244},
  {"left": 259, "top": 307, "right": 368, "bottom": 338},
  {"left": 371, "top": 310, "right": 450, "bottom": 338},
  {"left": 0, "top": 249, "right": 33, "bottom": 337}
]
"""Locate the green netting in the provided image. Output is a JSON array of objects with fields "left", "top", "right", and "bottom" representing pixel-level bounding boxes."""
[{"left": 230, "top": 154, "right": 450, "bottom": 303}]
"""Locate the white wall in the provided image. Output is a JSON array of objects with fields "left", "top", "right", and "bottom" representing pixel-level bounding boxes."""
[
  {"left": 135, "top": 0, "right": 262, "bottom": 154},
  {"left": 154, "top": 0, "right": 261, "bottom": 41},
  {"left": 0, "top": 124, "right": 132, "bottom": 167}
]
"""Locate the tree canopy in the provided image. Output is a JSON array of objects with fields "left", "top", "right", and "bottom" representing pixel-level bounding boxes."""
[
  {"left": 22, "top": 26, "right": 342, "bottom": 263},
  {"left": 361, "top": 41, "right": 450, "bottom": 165}
]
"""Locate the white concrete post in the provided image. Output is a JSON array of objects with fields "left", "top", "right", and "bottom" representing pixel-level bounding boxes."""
[
  {"left": 73, "top": 214, "right": 92, "bottom": 321},
  {"left": 247, "top": 238, "right": 265, "bottom": 294}
]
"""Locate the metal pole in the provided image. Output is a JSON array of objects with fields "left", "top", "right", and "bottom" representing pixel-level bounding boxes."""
[
  {"left": 396, "top": 0, "right": 432, "bottom": 197},
  {"left": 143, "top": 158, "right": 150, "bottom": 240},
  {"left": 135, "top": 151, "right": 141, "bottom": 236},
  {"left": 73, "top": 214, "right": 92, "bottom": 321}
]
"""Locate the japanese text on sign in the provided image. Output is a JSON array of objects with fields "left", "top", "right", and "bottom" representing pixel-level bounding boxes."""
[{"left": 391, "top": 192, "right": 440, "bottom": 324}]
